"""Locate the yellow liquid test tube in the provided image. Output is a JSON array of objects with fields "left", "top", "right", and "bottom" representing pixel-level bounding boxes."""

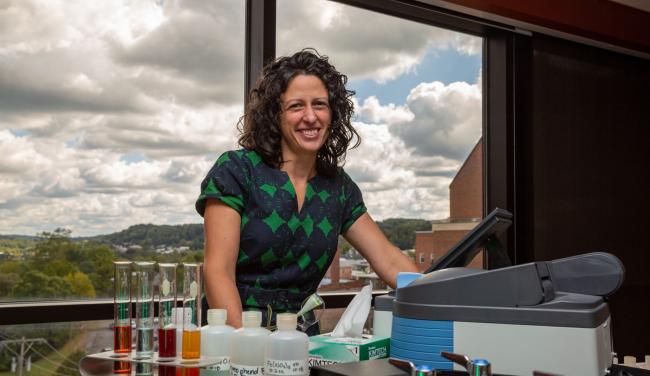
[{"left": 182, "top": 329, "right": 201, "bottom": 359}]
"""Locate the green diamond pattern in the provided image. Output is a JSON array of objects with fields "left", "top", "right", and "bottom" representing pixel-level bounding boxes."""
[
  {"left": 241, "top": 213, "right": 249, "bottom": 229},
  {"left": 260, "top": 184, "right": 277, "bottom": 198},
  {"left": 281, "top": 180, "right": 296, "bottom": 197},
  {"left": 315, "top": 253, "right": 329, "bottom": 271},
  {"left": 317, "top": 217, "right": 333, "bottom": 237},
  {"left": 306, "top": 184, "right": 315, "bottom": 201},
  {"left": 318, "top": 190, "right": 330, "bottom": 203},
  {"left": 281, "top": 250, "right": 295, "bottom": 266},
  {"left": 220, "top": 195, "right": 244, "bottom": 212},
  {"left": 246, "top": 295, "right": 259, "bottom": 307},
  {"left": 216, "top": 153, "right": 230, "bottom": 166},
  {"left": 287, "top": 215, "right": 301, "bottom": 234},
  {"left": 255, "top": 278, "right": 262, "bottom": 289},
  {"left": 262, "top": 210, "right": 286, "bottom": 233},
  {"left": 302, "top": 215, "right": 314, "bottom": 237},
  {"left": 297, "top": 253, "right": 311, "bottom": 271},
  {"left": 246, "top": 151, "right": 262, "bottom": 167},
  {"left": 288, "top": 287, "right": 301, "bottom": 294},
  {"left": 261, "top": 248, "right": 278, "bottom": 267},
  {"left": 234, "top": 150, "right": 244, "bottom": 159},
  {"left": 339, "top": 186, "right": 346, "bottom": 204},
  {"left": 237, "top": 251, "right": 249, "bottom": 265},
  {"left": 204, "top": 179, "right": 220, "bottom": 195}
]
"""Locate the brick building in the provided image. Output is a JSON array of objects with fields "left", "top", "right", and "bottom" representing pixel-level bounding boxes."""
[{"left": 415, "top": 138, "right": 484, "bottom": 272}]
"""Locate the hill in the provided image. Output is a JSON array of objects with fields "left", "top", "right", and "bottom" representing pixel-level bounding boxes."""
[
  {"left": 1, "top": 217, "right": 432, "bottom": 253},
  {"left": 88, "top": 223, "right": 204, "bottom": 250},
  {"left": 376, "top": 218, "right": 432, "bottom": 250},
  {"left": 83, "top": 217, "right": 431, "bottom": 251}
]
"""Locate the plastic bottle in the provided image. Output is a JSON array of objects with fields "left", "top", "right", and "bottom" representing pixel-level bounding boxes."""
[
  {"left": 229, "top": 311, "right": 270, "bottom": 376},
  {"left": 264, "top": 313, "right": 309, "bottom": 376},
  {"left": 201, "top": 309, "right": 235, "bottom": 373}
]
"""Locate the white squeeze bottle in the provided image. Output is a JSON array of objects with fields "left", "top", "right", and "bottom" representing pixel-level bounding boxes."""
[
  {"left": 201, "top": 309, "right": 235, "bottom": 373},
  {"left": 265, "top": 313, "right": 309, "bottom": 376},
  {"left": 229, "top": 311, "right": 270, "bottom": 376}
]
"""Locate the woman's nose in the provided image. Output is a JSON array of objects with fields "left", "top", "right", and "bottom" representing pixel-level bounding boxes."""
[{"left": 303, "top": 106, "right": 317, "bottom": 123}]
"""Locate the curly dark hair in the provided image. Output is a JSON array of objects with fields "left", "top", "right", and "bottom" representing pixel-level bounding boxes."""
[{"left": 238, "top": 48, "right": 360, "bottom": 178}]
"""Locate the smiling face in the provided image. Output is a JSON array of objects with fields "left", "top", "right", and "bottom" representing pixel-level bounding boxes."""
[{"left": 279, "top": 74, "right": 331, "bottom": 162}]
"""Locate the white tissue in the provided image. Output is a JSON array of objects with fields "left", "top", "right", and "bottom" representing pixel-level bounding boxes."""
[{"left": 331, "top": 284, "right": 372, "bottom": 338}]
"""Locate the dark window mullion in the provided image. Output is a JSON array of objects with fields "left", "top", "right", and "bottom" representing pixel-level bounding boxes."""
[{"left": 245, "top": 0, "right": 276, "bottom": 106}]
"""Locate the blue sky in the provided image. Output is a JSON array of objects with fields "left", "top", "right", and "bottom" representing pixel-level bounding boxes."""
[{"left": 350, "top": 48, "right": 481, "bottom": 105}]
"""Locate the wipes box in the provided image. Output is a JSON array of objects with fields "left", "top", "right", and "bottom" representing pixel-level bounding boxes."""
[{"left": 308, "top": 333, "right": 390, "bottom": 367}]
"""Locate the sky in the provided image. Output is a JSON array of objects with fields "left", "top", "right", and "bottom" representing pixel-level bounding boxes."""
[{"left": 0, "top": 0, "right": 482, "bottom": 236}]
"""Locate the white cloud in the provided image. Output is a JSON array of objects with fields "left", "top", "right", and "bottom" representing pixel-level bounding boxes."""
[
  {"left": 391, "top": 80, "right": 482, "bottom": 160},
  {"left": 1, "top": 0, "right": 482, "bottom": 236},
  {"left": 356, "top": 96, "right": 414, "bottom": 125},
  {"left": 345, "top": 79, "right": 480, "bottom": 222},
  {"left": 277, "top": 0, "right": 481, "bottom": 84}
]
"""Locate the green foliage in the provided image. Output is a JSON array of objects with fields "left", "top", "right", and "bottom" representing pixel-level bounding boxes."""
[
  {"left": 0, "top": 228, "right": 118, "bottom": 300},
  {"left": 56, "top": 349, "right": 86, "bottom": 376},
  {"left": 64, "top": 271, "right": 96, "bottom": 298},
  {"left": 376, "top": 218, "right": 431, "bottom": 250},
  {"left": 11, "top": 270, "right": 74, "bottom": 298},
  {"left": 338, "top": 218, "right": 431, "bottom": 252},
  {"left": 91, "top": 223, "right": 204, "bottom": 250},
  {"left": 0, "top": 217, "right": 428, "bottom": 300},
  {"left": 0, "top": 322, "right": 77, "bottom": 372}
]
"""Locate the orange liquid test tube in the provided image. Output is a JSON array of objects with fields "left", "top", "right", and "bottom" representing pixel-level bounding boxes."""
[
  {"left": 181, "top": 262, "right": 203, "bottom": 360},
  {"left": 182, "top": 329, "right": 201, "bottom": 359}
]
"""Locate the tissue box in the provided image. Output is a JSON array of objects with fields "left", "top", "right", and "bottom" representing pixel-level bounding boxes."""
[{"left": 308, "top": 333, "right": 390, "bottom": 367}]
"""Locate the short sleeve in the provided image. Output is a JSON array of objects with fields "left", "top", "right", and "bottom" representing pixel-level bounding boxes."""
[
  {"left": 340, "top": 170, "right": 367, "bottom": 233},
  {"left": 195, "top": 151, "right": 249, "bottom": 217}
]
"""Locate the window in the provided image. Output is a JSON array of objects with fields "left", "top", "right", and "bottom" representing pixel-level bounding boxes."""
[
  {"left": 0, "top": 1, "right": 245, "bottom": 301},
  {"left": 0, "top": 321, "right": 111, "bottom": 375},
  {"left": 277, "top": 0, "right": 484, "bottom": 291}
]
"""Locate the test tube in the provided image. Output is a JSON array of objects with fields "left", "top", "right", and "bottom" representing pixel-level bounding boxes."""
[
  {"left": 135, "top": 261, "right": 155, "bottom": 357},
  {"left": 182, "top": 263, "right": 202, "bottom": 360},
  {"left": 113, "top": 261, "right": 132, "bottom": 354},
  {"left": 135, "top": 362, "right": 153, "bottom": 376},
  {"left": 158, "top": 263, "right": 178, "bottom": 360}
]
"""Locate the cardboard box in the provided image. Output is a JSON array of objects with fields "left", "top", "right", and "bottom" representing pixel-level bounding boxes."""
[{"left": 308, "top": 333, "right": 390, "bottom": 367}]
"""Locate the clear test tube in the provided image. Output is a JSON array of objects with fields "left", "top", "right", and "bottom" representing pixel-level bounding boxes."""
[
  {"left": 135, "top": 261, "right": 155, "bottom": 357},
  {"left": 135, "top": 362, "right": 153, "bottom": 376},
  {"left": 182, "top": 263, "right": 202, "bottom": 360},
  {"left": 113, "top": 261, "right": 132, "bottom": 355},
  {"left": 158, "top": 263, "right": 178, "bottom": 360}
]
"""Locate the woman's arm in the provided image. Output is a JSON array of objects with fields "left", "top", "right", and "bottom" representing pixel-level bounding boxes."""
[
  {"left": 343, "top": 213, "right": 419, "bottom": 288},
  {"left": 203, "top": 199, "right": 243, "bottom": 328}
]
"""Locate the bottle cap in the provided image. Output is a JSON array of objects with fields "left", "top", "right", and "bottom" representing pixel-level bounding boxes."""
[
  {"left": 207, "top": 309, "right": 227, "bottom": 325},
  {"left": 276, "top": 313, "right": 297, "bottom": 330},
  {"left": 241, "top": 311, "right": 262, "bottom": 327}
]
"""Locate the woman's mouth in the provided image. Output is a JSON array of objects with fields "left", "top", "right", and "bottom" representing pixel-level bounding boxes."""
[{"left": 298, "top": 128, "right": 319, "bottom": 139}]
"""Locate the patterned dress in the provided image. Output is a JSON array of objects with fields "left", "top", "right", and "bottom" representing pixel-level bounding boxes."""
[{"left": 196, "top": 149, "right": 366, "bottom": 314}]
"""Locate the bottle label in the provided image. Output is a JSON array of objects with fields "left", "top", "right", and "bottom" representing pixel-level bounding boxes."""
[
  {"left": 206, "top": 356, "right": 230, "bottom": 371},
  {"left": 264, "top": 359, "right": 309, "bottom": 375},
  {"left": 229, "top": 363, "right": 263, "bottom": 376}
]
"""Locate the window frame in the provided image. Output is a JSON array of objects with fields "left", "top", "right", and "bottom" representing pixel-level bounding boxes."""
[{"left": 0, "top": 0, "right": 518, "bottom": 326}]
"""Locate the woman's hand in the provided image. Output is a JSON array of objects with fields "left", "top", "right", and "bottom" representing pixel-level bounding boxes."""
[
  {"left": 203, "top": 199, "right": 244, "bottom": 328},
  {"left": 343, "top": 213, "right": 419, "bottom": 288}
]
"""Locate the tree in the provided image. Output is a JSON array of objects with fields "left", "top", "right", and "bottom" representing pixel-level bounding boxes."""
[
  {"left": 64, "top": 271, "right": 96, "bottom": 298},
  {"left": 11, "top": 270, "right": 74, "bottom": 298}
]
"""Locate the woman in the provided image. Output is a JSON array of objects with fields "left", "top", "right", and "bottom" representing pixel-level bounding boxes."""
[{"left": 196, "top": 49, "right": 418, "bottom": 330}]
